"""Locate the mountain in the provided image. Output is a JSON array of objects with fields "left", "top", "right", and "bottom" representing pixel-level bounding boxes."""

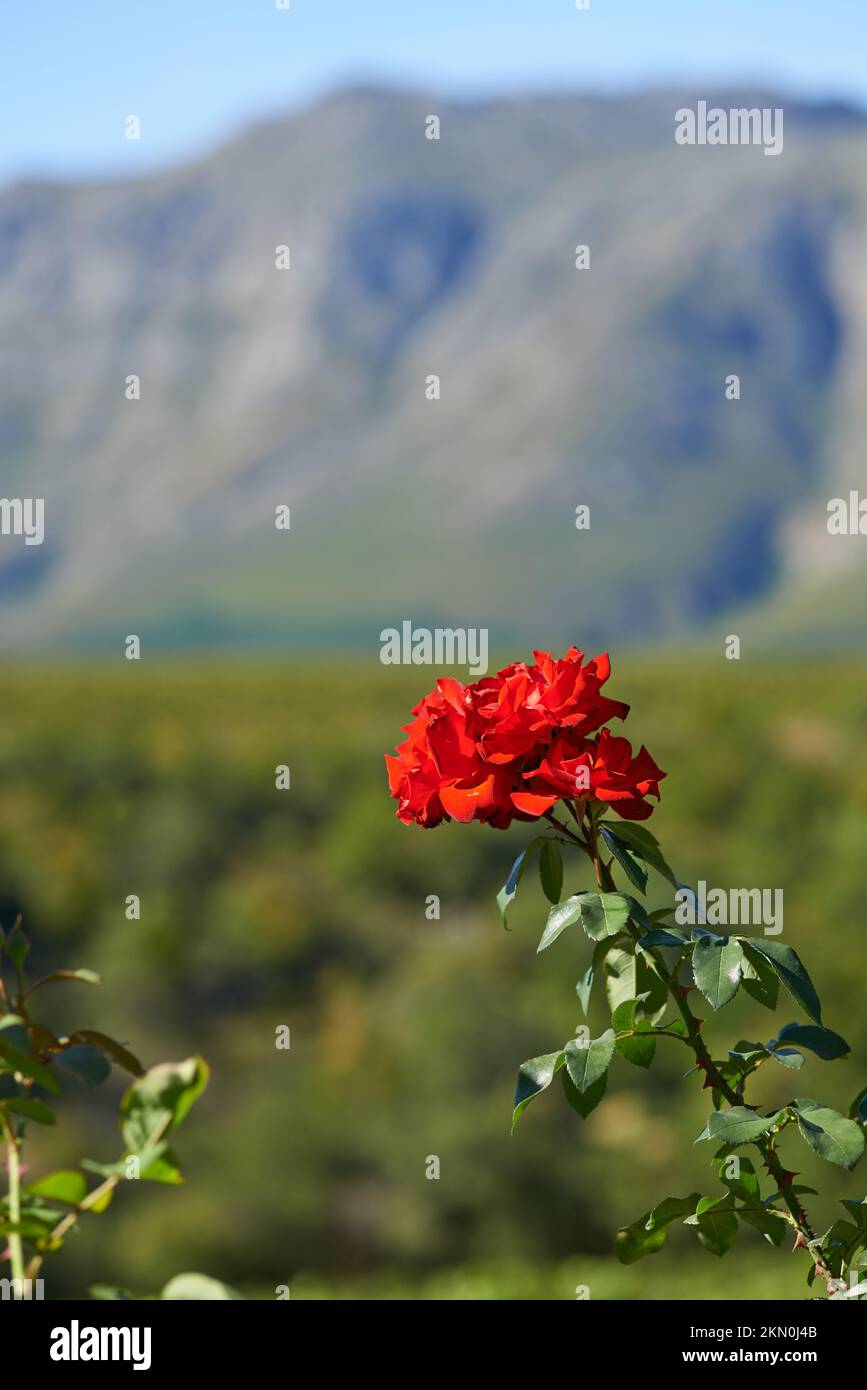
[{"left": 1, "top": 85, "right": 866, "bottom": 655}]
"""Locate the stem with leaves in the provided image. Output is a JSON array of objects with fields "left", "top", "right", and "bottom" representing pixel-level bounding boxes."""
[
  {"left": 0, "top": 917, "right": 210, "bottom": 1297},
  {"left": 506, "top": 802, "right": 867, "bottom": 1297}
]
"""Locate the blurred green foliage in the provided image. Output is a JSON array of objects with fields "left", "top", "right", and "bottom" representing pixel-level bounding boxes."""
[{"left": 0, "top": 657, "right": 865, "bottom": 1299}]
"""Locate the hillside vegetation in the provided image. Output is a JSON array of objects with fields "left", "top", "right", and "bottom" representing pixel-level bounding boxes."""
[{"left": 0, "top": 657, "right": 864, "bottom": 1297}]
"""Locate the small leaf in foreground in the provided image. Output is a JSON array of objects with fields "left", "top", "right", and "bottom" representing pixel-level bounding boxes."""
[
  {"left": 564, "top": 1029, "right": 616, "bottom": 1094},
  {"left": 120, "top": 1057, "right": 209, "bottom": 1153},
  {"left": 512, "top": 1051, "right": 565, "bottom": 1131}
]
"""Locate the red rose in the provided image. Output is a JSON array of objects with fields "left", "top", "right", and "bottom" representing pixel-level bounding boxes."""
[
  {"left": 526, "top": 648, "right": 630, "bottom": 733},
  {"left": 385, "top": 678, "right": 516, "bottom": 828},
  {"left": 469, "top": 647, "right": 629, "bottom": 766},
  {"left": 518, "top": 727, "right": 666, "bottom": 821},
  {"left": 385, "top": 649, "right": 663, "bottom": 828}
]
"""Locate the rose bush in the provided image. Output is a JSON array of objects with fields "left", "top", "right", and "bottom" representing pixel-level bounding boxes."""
[{"left": 387, "top": 648, "right": 867, "bottom": 1298}]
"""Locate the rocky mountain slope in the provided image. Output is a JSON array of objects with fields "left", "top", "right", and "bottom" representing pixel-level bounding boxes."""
[{"left": 1, "top": 86, "right": 865, "bottom": 653}]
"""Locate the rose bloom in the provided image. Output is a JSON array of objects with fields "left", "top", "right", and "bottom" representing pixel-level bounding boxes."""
[{"left": 386, "top": 649, "right": 665, "bottom": 828}]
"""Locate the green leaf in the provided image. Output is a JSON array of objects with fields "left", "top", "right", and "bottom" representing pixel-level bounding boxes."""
[
  {"left": 602, "top": 946, "right": 636, "bottom": 1014},
  {"left": 692, "top": 934, "right": 744, "bottom": 1011},
  {"left": 3, "top": 924, "right": 29, "bottom": 974},
  {"left": 600, "top": 820, "right": 678, "bottom": 887},
  {"left": 575, "top": 893, "right": 633, "bottom": 942},
  {"left": 665, "top": 1019, "right": 690, "bottom": 1039},
  {"left": 27, "top": 1170, "right": 87, "bottom": 1205},
  {"left": 614, "top": 1222, "right": 666, "bottom": 1264},
  {"left": 610, "top": 999, "right": 657, "bottom": 1068},
  {"left": 625, "top": 898, "right": 653, "bottom": 933},
  {"left": 696, "top": 1107, "right": 782, "bottom": 1146},
  {"left": 537, "top": 898, "right": 583, "bottom": 953},
  {"left": 0, "top": 1217, "right": 54, "bottom": 1238},
  {"left": 615, "top": 1193, "right": 702, "bottom": 1264},
  {"left": 69, "top": 1030, "right": 143, "bottom": 1077},
  {"left": 728, "top": 1037, "right": 803, "bottom": 1072},
  {"left": 610, "top": 999, "right": 638, "bottom": 1031},
  {"left": 575, "top": 965, "right": 594, "bottom": 1017},
  {"left": 687, "top": 1195, "right": 739, "bottom": 1257},
  {"left": 160, "top": 1273, "right": 244, "bottom": 1301},
  {"left": 561, "top": 1066, "right": 607, "bottom": 1119},
  {"left": 776, "top": 1023, "right": 850, "bottom": 1061},
  {"left": 576, "top": 938, "right": 622, "bottom": 1018},
  {"left": 728, "top": 1041, "right": 771, "bottom": 1071},
  {"left": 496, "top": 884, "right": 516, "bottom": 929},
  {"left": 718, "top": 1155, "right": 761, "bottom": 1203},
  {"left": 840, "top": 1196, "right": 867, "bottom": 1225},
  {"left": 616, "top": 1019, "right": 656, "bottom": 1070},
  {"left": 137, "top": 1146, "right": 184, "bottom": 1184},
  {"left": 120, "top": 1057, "right": 209, "bottom": 1153},
  {"left": 56, "top": 1044, "right": 112, "bottom": 1088},
  {"left": 4, "top": 1097, "right": 55, "bottom": 1125},
  {"left": 766, "top": 1046, "right": 805, "bottom": 1070},
  {"left": 0, "top": 1038, "right": 60, "bottom": 1094},
  {"left": 738, "top": 1206, "right": 789, "bottom": 1247},
  {"left": 599, "top": 827, "right": 647, "bottom": 894},
  {"left": 89, "top": 1285, "right": 138, "bottom": 1301},
  {"left": 512, "top": 1051, "right": 565, "bottom": 1131},
  {"left": 537, "top": 891, "right": 632, "bottom": 952},
  {"left": 637, "top": 927, "right": 689, "bottom": 949},
  {"left": 538, "top": 841, "right": 563, "bottom": 905},
  {"left": 0, "top": 1014, "right": 30, "bottom": 1052},
  {"left": 740, "top": 938, "right": 822, "bottom": 1024},
  {"left": 645, "top": 1195, "right": 699, "bottom": 1231},
  {"left": 81, "top": 1157, "right": 125, "bottom": 1178},
  {"left": 19, "top": 1199, "right": 66, "bottom": 1224},
  {"left": 817, "top": 1218, "right": 860, "bottom": 1277},
  {"left": 740, "top": 942, "right": 780, "bottom": 1011},
  {"left": 603, "top": 946, "right": 667, "bottom": 1022},
  {"left": 793, "top": 1099, "right": 865, "bottom": 1170},
  {"left": 496, "top": 837, "right": 546, "bottom": 927},
  {"left": 89, "top": 1188, "right": 115, "bottom": 1215},
  {"left": 564, "top": 1029, "right": 616, "bottom": 1093}
]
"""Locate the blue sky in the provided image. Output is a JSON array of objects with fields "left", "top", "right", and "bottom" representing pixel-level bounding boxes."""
[{"left": 1, "top": 0, "right": 865, "bottom": 184}]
